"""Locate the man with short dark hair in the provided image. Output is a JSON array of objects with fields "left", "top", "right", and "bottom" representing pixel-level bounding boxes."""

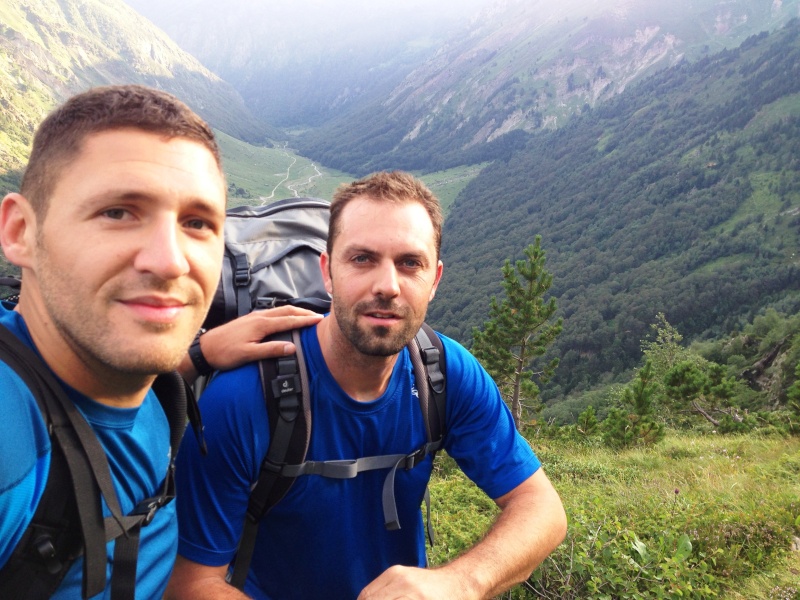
[
  {"left": 0, "top": 84, "right": 320, "bottom": 598},
  {"left": 168, "top": 171, "right": 567, "bottom": 600}
]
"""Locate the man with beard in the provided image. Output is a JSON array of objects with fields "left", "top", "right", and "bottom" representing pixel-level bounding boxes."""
[
  {"left": 0, "top": 85, "right": 321, "bottom": 598},
  {"left": 167, "top": 171, "right": 567, "bottom": 600}
]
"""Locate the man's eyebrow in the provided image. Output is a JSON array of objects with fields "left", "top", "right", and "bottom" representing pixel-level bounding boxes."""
[
  {"left": 398, "top": 251, "right": 430, "bottom": 265},
  {"left": 342, "top": 244, "right": 377, "bottom": 255}
]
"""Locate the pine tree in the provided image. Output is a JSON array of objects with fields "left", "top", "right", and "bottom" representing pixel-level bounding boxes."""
[
  {"left": 601, "top": 360, "right": 665, "bottom": 450},
  {"left": 471, "top": 237, "right": 563, "bottom": 430}
]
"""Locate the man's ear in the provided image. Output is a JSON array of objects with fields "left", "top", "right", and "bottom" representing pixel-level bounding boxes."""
[
  {"left": 429, "top": 260, "right": 443, "bottom": 301},
  {"left": 0, "top": 193, "right": 37, "bottom": 268},
  {"left": 320, "top": 251, "right": 333, "bottom": 295}
]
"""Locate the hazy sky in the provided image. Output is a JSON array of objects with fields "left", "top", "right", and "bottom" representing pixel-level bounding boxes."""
[{"left": 127, "top": 0, "right": 498, "bottom": 35}]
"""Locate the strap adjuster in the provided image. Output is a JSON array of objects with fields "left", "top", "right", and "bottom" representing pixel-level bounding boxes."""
[
  {"left": 403, "top": 447, "right": 427, "bottom": 470},
  {"left": 132, "top": 498, "right": 165, "bottom": 526}
]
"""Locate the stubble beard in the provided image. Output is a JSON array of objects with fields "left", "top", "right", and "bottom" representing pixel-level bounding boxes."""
[
  {"left": 34, "top": 245, "right": 201, "bottom": 376},
  {"left": 333, "top": 295, "right": 422, "bottom": 357}
]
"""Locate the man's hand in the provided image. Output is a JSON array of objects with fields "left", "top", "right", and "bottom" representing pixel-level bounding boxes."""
[
  {"left": 178, "top": 307, "right": 323, "bottom": 382},
  {"left": 358, "top": 565, "right": 475, "bottom": 600}
]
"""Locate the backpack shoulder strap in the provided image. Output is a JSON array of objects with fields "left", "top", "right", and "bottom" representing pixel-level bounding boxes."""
[
  {"left": 399, "top": 322, "right": 447, "bottom": 545},
  {"left": 229, "top": 328, "right": 310, "bottom": 590},
  {"left": 0, "top": 324, "right": 181, "bottom": 600},
  {"left": 412, "top": 322, "right": 447, "bottom": 446},
  {"left": 152, "top": 370, "right": 203, "bottom": 458}
]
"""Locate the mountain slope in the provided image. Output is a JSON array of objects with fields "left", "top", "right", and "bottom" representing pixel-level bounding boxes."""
[
  {"left": 0, "top": 0, "right": 276, "bottom": 192},
  {"left": 124, "top": 0, "right": 491, "bottom": 129},
  {"left": 427, "top": 21, "right": 800, "bottom": 399},
  {"left": 298, "top": 0, "right": 800, "bottom": 175}
]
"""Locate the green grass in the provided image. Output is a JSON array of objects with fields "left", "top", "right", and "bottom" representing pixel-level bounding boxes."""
[
  {"left": 215, "top": 130, "right": 354, "bottom": 207},
  {"left": 746, "top": 94, "right": 800, "bottom": 131},
  {"left": 218, "top": 130, "right": 485, "bottom": 211},
  {"left": 428, "top": 432, "right": 800, "bottom": 599}
]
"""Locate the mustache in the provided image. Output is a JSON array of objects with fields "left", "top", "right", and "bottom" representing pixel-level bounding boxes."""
[
  {"left": 110, "top": 275, "right": 203, "bottom": 306},
  {"left": 354, "top": 298, "right": 407, "bottom": 315}
]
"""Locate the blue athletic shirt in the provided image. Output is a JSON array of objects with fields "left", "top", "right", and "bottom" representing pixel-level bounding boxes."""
[
  {"left": 176, "top": 324, "right": 541, "bottom": 599},
  {"left": 0, "top": 303, "right": 178, "bottom": 599}
]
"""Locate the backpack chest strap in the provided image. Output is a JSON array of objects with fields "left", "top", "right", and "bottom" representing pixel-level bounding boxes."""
[{"left": 259, "top": 438, "right": 442, "bottom": 536}]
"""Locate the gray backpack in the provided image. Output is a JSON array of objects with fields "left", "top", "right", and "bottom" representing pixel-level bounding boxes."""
[{"left": 204, "top": 197, "right": 332, "bottom": 330}]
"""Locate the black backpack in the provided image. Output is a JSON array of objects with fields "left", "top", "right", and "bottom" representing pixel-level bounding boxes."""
[
  {"left": 197, "top": 199, "right": 449, "bottom": 589},
  {"left": 204, "top": 197, "right": 332, "bottom": 329},
  {"left": 0, "top": 315, "right": 201, "bottom": 599}
]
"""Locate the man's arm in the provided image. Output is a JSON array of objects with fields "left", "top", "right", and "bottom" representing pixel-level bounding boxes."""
[
  {"left": 166, "top": 556, "right": 248, "bottom": 600},
  {"left": 178, "top": 307, "right": 323, "bottom": 383},
  {"left": 358, "top": 468, "right": 566, "bottom": 600}
]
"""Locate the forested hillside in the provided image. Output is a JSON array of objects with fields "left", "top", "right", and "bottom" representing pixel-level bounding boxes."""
[{"left": 428, "top": 21, "right": 800, "bottom": 399}]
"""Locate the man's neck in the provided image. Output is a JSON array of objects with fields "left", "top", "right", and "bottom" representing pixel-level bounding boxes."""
[
  {"left": 316, "top": 316, "right": 399, "bottom": 402},
  {"left": 17, "top": 301, "right": 154, "bottom": 409}
]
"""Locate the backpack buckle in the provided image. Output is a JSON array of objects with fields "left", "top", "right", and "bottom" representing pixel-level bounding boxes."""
[
  {"left": 132, "top": 497, "right": 164, "bottom": 526},
  {"left": 33, "top": 535, "right": 63, "bottom": 575},
  {"left": 403, "top": 447, "right": 428, "bottom": 470},
  {"left": 233, "top": 254, "right": 250, "bottom": 287}
]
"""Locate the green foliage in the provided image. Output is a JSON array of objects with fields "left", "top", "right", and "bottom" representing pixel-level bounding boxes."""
[
  {"left": 643, "top": 313, "right": 707, "bottom": 387},
  {"left": 471, "top": 237, "right": 563, "bottom": 429},
  {"left": 788, "top": 363, "right": 800, "bottom": 408},
  {"left": 691, "top": 308, "right": 800, "bottom": 408},
  {"left": 601, "top": 361, "right": 666, "bottom": 450},
  {"left": 529, "top": 508, "right": 721, "bottom": 599},
  {"left": 576, "top": 405, "right": 598, "bottom": 438},
  {"left": 664, "top": 361, "right": 744, "bottom": 430},
  {"left": 430, "top": 433, "right": 800, "bottom": 599},
  {"left": 428, "top": 22, "right": 800, "bottom": 401}
]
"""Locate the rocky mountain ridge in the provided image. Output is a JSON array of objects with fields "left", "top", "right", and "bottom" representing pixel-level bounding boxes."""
[
  {"left": 296, "top": 0, "right": 800, "bottom": 173},
  {"left": 0, "top": 0, "right": 275, "bottom": 190}
]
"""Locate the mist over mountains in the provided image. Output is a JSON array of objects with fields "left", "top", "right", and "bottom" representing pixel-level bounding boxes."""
[
  {"left": 126, "top": 0, "right": 491, "bottom": 128},
  {"left": 128, "top": 0, "right": 799, "bottom": 174}
]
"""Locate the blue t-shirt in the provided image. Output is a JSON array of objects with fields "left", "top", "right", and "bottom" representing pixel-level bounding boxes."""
[
  {"left": 176, "top": 324, "right": 540, "bottom": 599},
  {"left": 0, "top": 304, "right": 178, "bottom": 599}
]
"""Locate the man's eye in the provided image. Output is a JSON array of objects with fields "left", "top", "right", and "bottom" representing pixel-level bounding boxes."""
[
  {"left": 103, "top": 208, "right": 127, "bottom": 220},
  {"left": 185, "top": 219, "right": 209, "bottom": 230},
  {"left": 353, "top": 255, "right": 369, "bottom": 263}
]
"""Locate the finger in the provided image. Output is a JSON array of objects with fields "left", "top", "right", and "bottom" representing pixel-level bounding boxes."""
[
  {"left": 251, "top": 306, "right": 325, "bottom": 318},
  {"left": 248, "top": 340, "right": 296, "bottom": 360},
  {"left": 253, "top": 314, "right": 324, "bottom": 337}
]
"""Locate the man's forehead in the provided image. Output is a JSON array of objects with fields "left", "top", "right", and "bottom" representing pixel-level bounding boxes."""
[
  {"left": 337, "top": 203, "right": 435, "bottom": 255},
  {"left": 341, "top": 195, "right": 430, "bottom": 220}
]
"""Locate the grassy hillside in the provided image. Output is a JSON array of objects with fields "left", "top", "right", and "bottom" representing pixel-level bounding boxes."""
[
  {"left": 429, "top": 21, "right": 800, "bottom": 399},
  {"left": 430, "top": 432, "right": 800, "bottom": 599},
  {"left": 0, "top": 0, "right": 276, "bottom": 190},
  {"left": 215, "top": 131, "right": 353, "bottom": 206},
  {"left": 217, "top": 130, "right": 485, "bottom": 209}
]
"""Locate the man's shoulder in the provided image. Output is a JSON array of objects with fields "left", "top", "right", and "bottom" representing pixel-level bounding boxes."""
[
  {"left": 0, "top": 313, "right": 48, "bottom": 441},
  {"left": 431, "top": 330, "right": 480, "bottom": 370}
]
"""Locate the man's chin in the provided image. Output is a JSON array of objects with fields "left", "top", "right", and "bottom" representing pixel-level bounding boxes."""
[{"left": 356, "top": 328, "right": 410, "bottom": 357}]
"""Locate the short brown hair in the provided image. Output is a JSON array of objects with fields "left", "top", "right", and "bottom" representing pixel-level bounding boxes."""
[
  {"left": 329, "top": 171, "right": 443, "bottom": 258},
  {"left": 20, "top": 84, "right": 222, "bottom": 216}
]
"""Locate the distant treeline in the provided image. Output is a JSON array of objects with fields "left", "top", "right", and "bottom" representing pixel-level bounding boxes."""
[{"left": 427, "top": 20, "right": 800, "bottom": 400}]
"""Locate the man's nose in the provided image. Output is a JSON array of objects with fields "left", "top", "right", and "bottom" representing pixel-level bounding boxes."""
[
  {"left": 372, "top": 261, "right": 400, "bottom": 298},
  {"left": 133, "top": 217, "right": 190, "bottom": 279}
]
